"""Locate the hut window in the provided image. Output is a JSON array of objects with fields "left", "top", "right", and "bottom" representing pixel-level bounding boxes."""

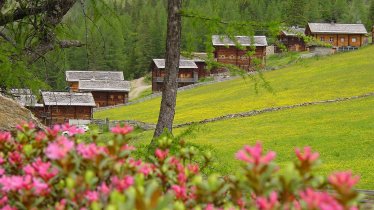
[
  {"left": 118, "top": 95, "right": 123, "bottom": 99},
  {"left": 229, "top": 55, "right": 235, "bottom": 59},
  {"left": 320, "top": 37, "right": 325, "bottom": 41},
  {"left": 219, "top": 55, "right": 225, "bottom": 59},
  {"left": 340, "top": 37, "right": 345, "bottom": 42},
  {"left": 352, "top": 37, "right": 357, "bottom": 43},
  {"left": 110, "top": 95, "right": 114, "bottom": 99},
  {"left": 329, "top": 37, "right": 334, "bottom": 42}
]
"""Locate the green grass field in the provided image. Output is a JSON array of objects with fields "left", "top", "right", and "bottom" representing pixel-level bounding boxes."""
[
  {"left": 95, "top": 46, "right": 374, "bottom": 124},
  {"left": 131, "top": 96, "right": 374, "bottom": 189}
]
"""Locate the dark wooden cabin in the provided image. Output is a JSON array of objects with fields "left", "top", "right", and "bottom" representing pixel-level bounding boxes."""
[
  {"left": 151, "top": 59, "right": 198, "bottom": 92},
  {"left": 78, "top": 80, "right": 130, "bottom": 107},
  {"left": 190, "top": 53, "right": 208, "bottom": 78},
  {"left": 41, "top": 91, "right": 95, "bottom": 126},
  {"left": 212, "top": 35, "right": 267, "bottom": 71},
  {"left": 305, "top": 23, "right": 368, "bottom": 49},
  {"left": 66, "top": 71, "right": 125, "bottom": 92},
  {"left": 10, "top": 89, "right": 44, "bottom": 119},
  {"left": 277, "top": 27, "right": 306, "bottom": 52}
]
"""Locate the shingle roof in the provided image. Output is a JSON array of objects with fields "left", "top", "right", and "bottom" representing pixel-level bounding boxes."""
[
  {"left": 10, "top": 89, "right": 44, "bottom": 107},
  {"left": 65, "top": 71, "right": 124, "bottom": 82},
  {"left": 281, "top": 27, "right": 306, "bottom": 36},
  {"left": 153, "top": 59, "right": 198, "bottom": 69},
  {"left": 42, "top": 91, "right": 96, "bottom": 107},
  {"left": 78, "top": 80, "right": 131, "bottom": 92},
  {"left": 212, "top": 35, "right": 268, "bottom": 47},
  {"left": 307, "top": 23, "right": 368, "bottom": 34}
]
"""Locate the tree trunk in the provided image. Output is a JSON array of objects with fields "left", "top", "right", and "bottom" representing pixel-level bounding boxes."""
[{"left": 152, "top": 0, "right": 182, "bottom": 141}]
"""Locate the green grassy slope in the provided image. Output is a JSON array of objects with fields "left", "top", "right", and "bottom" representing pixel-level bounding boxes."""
[
  {"left": 133, "top": 96, "right": 374, "bottom": 189},
  {"left": 95, "top": 46, "right": 374, "bottom": 124}
]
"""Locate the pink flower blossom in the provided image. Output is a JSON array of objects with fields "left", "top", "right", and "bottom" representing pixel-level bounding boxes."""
[
  {"left": 1, "top": 205, "right": 17, "bottom": 210},
  {"left": 111, "top": 176, "right": 134, "bottom": 192},
  {"left": 16, "top": 121, "right": 35, "bottom": 132},
  {"left": 0, "top": 195, "right": 8, "bottom": 206},
  {"left": 299, "top": 188, "right": 343, "bottom": 210},
  {"left": 256, "top": 192, "right": 279, "bottom": 210},
  {"left": 32, "top": 178, "right": 49, "bottom": 195},
  {"left": 98, "top": 182, "right": 110, "bottom": 195},
  {"left": 187, "top": 164, "right": 199, "bottom": 174},
  {"left": 138, "top": 163, "right": 153, "bottom": 176},
  {"left": 177, "top": 172, "right": 187, "bottom": 185},
  {"left": 61, "top": 124, "right": 85, "bottom": 136},
  {"left": 46, "top": 125, "right": 61, "bottom": 138},
  {"left": 85, "top": 191, "right": 99, "bottom": 202},
  {"left": 328, "top": 171, "right": 359, "bottom": 193},
  {"left": 121, "top": 144, "right": 136, "bottom": 151},
  {"left": 45, "top": 136, "right": 74, "bottom": 160},
  {"left": 35, "top": 131, "right": 46, "bottom": 142},
  {"left": 0, "top": 175, "right": 31, "bottom": 192},
  {"left": 77, "top": 143, "right": 105, "bottom": 159},
  {"left": 295, "top": 147, "right": 319, "bottom": 164},
  {"left": 8, "top": 151, "right": 22, "bottom": 166},
  {"left": 23, "top": 158, "right": 58, "bottom": 181},
  {"left": 111, "top": 124, "right": 133, "bottom": 135},
  {"left": 236, "top": 142, "right": 276, "bottom": 165},
  {"left": 0, "top": 167, "right": 4, "bottom": 176},
  {"left": 155, "top": 149, "right": 169, "bottom": 161},
  {"left": 171, "top": 185, "right": 187, "bottom": 200},
  {"left": 0, "top": 132, "right": 11, "bottom": 143}
]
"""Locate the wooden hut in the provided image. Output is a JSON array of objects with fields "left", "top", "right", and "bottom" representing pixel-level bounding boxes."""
[
  {"left": 151, "top": 59, "right": 198, "bottom": 92},
  {"left": 212, "top": 35, "right": 268, "bottom": 71},
  {"left": 305, "top": 23, "right": 368, "bottom": 50},
  {"left": 78, "top": 80, "right": 130, "bottom": 107},
  {"left": 10, "top": 89, "right": 44, "bottom": 120},
  {"left": 181, "top": 52, "right": 209, "bottom": 78},
  {"left": 41, "top": 91, "right": 95, "bottom": 126},
  {"left": 277, "top": 27, "right": 306, "bottom": 52},
  {"left": 65, "top": 71, "right": 124, "bottom": 92}
]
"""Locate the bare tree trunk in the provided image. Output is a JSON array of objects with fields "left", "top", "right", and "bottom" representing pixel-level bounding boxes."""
[{"left": 152, "top": 0, "right": 182, "bottom": 141}]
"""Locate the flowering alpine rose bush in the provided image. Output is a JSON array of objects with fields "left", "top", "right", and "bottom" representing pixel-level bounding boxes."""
[{"left": 0, "top": 122, "right": 363, "bottom": 209}]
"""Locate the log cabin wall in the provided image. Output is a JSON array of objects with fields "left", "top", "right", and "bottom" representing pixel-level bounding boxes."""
[
  {"left": 278, "top": 34, "right": 306, "bottom": 52},
  {"left": 313, "top": 34, "right": 364, "bottom": 47},
  {"left": 195, "top": 62, "right": 208, "bottom": 78},
  {"left": 46, "top": 106, "right": 93, "bottom": 126},
  {"left": 214, "top": 46, "right": 266, "bottom": 71},
  {"left": 152, "top": 65, "right": 197, "bottom": 92},
  {"left": 91, "top": 91, "right": 128, "bottom": 107}
]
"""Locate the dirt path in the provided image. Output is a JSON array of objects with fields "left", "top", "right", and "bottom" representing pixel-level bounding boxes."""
[{"left": 129, "top": 77, "right": 151, "bottom": 100}]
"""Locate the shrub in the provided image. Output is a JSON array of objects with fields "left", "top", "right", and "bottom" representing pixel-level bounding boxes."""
[{"left": 0, "top": 122, "right": 362, "bottom": 209}]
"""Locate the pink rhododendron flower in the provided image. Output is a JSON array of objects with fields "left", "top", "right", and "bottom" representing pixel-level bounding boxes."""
[
  {"left": 77, "top": 143, "right": 105, "bottom": 159},
  {"left": 32, "top": 178, "right": 49, "bottom": 195},
  {"left": 45, "top": 136, "right": 74, "bottom": 160},
  {"left": 8, "top": 151, "right": 22, "bottom": 166},
  {"left": 236, "top": 142, "right": 276, "bottom": 165},
  {"left": 0, "top": 156, "right": 4, "bottom": 165},
  {"left": 23, "top": 158, "right": 58, "bottom": 181},
  {"left": 0, "top": 175, "right": 32, "bottom": 192},
  {"left": 98, "top": 182, "right": 110, "bottom": 195},
  {"left": 111, "top": 124, "right": 133, "bottom": 135},
  {"left": 155, "top": 148, "right": 169, "bottom": 161},
  {"left": 187, "top": 164, "right": 199, "bottom": 174},
  {"left": 121, "top": 144, "right": 136, "bottom": 151},
  {"left": 1, "top": 205, "right": 17, "bottom": 210},
  {"left": 0, "top": 132, "right": 11, "bottom": 143},
  {"left": 46, "top": 125, "right": 61, "bottom": 137},
  {"left": 177, "top": 172, "right": 187, "bottom": 185},
  {"left": 61, "top": 124, "right": 85, "bottom": 136},
  {"left": 328, "top": 171, "right": 359, "bottom": 192},
  {"left": 299, "top": 188, "right": 343, "bottom": 210},
  {"left": 295, "top": 147, "right": 319, "bottom": 164},
  {"left": 35, "top": 131, "right": 46, "bottom": 142},
  {"left": 138, "top": 163, "right": 153, "bottom": 176},
  {"left": 16, "top": 121, "right": 35, "bottom": 132},
  {"left": 0, "top": 167, "right": 4, "bottom": 176},
  {"left": 256, "top": 192, "right": 279, "bottom": 210},
  {"left": 171, "top": 185, "right": 187, "bottom": 200},
  {"left": 0, "top": 195, "right": 8, "bottom": 206},
  {"left": 111, "top": 176, "right": 134, "bottom": 192},
  {"left": 85, "top": 191, "right": 99, "bottom": 202}
]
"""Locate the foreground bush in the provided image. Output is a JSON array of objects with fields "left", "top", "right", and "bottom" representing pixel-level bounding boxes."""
[{"left": 0, "top": 122, "right": 362, "bottom": 209}]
